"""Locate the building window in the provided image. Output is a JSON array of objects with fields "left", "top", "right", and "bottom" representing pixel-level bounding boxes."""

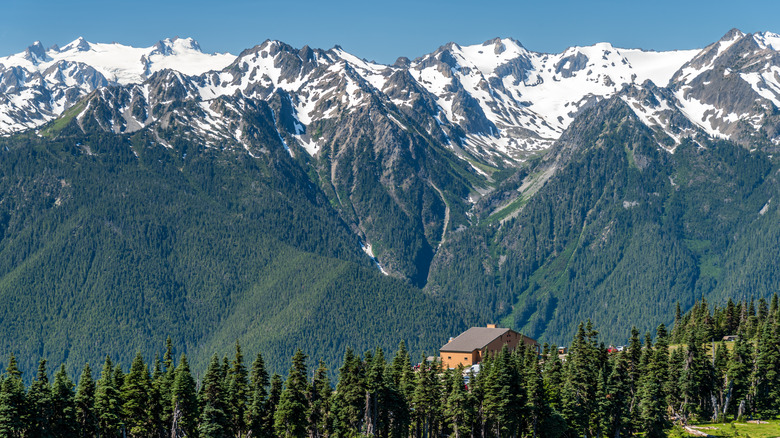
[{"left": 447, "top": 356, "right": 451, "bottom": 359}]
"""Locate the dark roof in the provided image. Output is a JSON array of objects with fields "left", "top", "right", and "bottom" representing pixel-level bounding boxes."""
[{"left": 440, "top": 327, "right": 511, "bottom": 353}]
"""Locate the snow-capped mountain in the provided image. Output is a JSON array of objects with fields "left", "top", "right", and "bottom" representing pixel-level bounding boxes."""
[
  {"left": 0, "top": 37, "right": 233, "bottom": 133},
  {"left": 1, "top": 30, "right": 779, "bottom": 161}
]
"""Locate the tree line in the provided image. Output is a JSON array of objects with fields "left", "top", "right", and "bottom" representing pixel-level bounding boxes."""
[{"left": 1, "top": 295, "right": 780, "bottom": 438}]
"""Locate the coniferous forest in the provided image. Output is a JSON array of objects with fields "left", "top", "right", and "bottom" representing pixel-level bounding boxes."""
[{"left": 1, "top": 296, "right": 779, "bottom": 437}]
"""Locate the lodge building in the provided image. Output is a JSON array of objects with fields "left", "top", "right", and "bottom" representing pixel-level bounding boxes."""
[{"left": 439, "top": 324, "right": 539, "bottom": 369}]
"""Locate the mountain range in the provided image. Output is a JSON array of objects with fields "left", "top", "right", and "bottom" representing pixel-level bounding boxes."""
[{"left": 0, "top": 29, "right": 778, "bottom": 376}]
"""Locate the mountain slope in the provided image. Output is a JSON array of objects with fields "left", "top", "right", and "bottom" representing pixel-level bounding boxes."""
[
  {"left": 0, "top": 126, "right": 472, "bottom": 376},
  {"left": 426, "top": 97, "right": 777, "bottom": 344}
]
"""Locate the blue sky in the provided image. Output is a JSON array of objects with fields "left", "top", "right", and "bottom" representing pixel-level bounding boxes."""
[{"left": 1, "top": 0, "right": 778, "bottom": 63}]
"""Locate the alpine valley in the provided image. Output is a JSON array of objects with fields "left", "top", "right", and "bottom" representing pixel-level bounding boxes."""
[{"left": 1, "top": 29, "right": 779, "bottom": 376}]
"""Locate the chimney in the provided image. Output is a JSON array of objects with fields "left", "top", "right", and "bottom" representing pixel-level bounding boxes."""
[{"left": 487, "top": 324, "right": 497, "bottom": 328}]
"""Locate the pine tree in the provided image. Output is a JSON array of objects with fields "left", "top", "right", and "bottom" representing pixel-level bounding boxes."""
[
  {"left": 411, "top": 356, "right": 443, "bottom": 438},
  {"left": 122, "top": 352, "right": 153, "bottom": 437},
  {"left": 94, "top": 356, "right": 122, "bottom": 437},
  {"left": 50, "top": 364, "right": 77, "bottom": 438},
  {"left": 666, "top": 348, "right": 685, "bottom": 419},
  {"left": 274, "top": 349, "right": 309, "bottom": 438},
  {"left": 246, "top": 352, "right": 270, "bottom": 438},
  {"left": 600, "top": 352, "right": 631, "bottom": 438},
  {"left": 363, "top": 348, "right": 388, "bottom": 436},
  {"left": 679, "top": 329, "right": 714, "bottom": 422},
  {"left": 724, "top": 336, "right": 751, "bottom": 419},
  {"left": 171, "top": 354, "right": 199, "bottom": 438},
  {"left": 639, "top": 325, "right": 669, "bottom": 438},
  {"left": 525, "top": 345, "right": 546, "bottom": 438},
  {"left": 331, "top": 348, "right": 365, "bottom": 436},
  {"left": 562, "top": 322, "right": 600, "bottom": 438},
  {"left": 308, "top": 360, "right": 332, "bottom": 438},
  {"left": 483, "top": 347, "right": 523, "bottom": 437},
  {"left": 27, "top": 359, "right": 53, "bottom": 438},
  {"left": 444, "top": 367, "right": 472, "bottom": 438},
  {"left": 227, "top": 341, "right": 249, "bottom": 438},
  {"left": 752, "top": 317, "right": 780, "bottom": 419},
  {"left": 159, "top": 337, "right": 176, "bottom": 431},
  {"left": 199, "top": 355, "right": 230, "bottom": 438},
  {"left": 542, "top": 345, "right": 564, "bottom": 412},
  {"left": 264, "top": 374, "right": 283, "bottom": 437},
  {"left": 74, "top": 363, "right": 97, "bottom": 438},
  {"left": 0, "top": 355, "right": 27, "bottom": 438},
  {"left": 386, "top": 341, "right": 412, "bottom": 438}
]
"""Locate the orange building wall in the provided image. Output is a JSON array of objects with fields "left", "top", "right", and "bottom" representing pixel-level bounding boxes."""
[{"left": 440, "top": 350, "right": 479, "bottom": 369}]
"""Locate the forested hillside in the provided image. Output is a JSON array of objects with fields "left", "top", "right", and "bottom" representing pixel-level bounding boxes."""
[
  {"left": 2, "top": 296, "right": 779, "bottom": 438},
  {"left": 427, "top": 98, "right": 780, "bottom": 344},
  {"left": 0, "top": 126, "right": 472, "bottom": 377}
]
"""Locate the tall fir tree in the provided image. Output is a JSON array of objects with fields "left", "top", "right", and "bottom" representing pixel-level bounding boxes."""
[
  {"left": 94, "top": 356, "right": 122, "bottom": 437},
  {"left": 246, "top": 352, "right": 270, "bottom": 438},
  {"left": 199, "top": 354, "right": 231, "bottom": 438},
  {"left": 752, "top": 317, "right": 780, "bottom": 419},
  {"left": 724, "top": 336, "right": 752, "bottom": 418},
  {"left": 0, "top": 355, "right": 27, "bottom": 438},
  {"left": 27, "top": 359, "right": 53, "bottom": 438},
  {"left": 331, "top": 348, "right": 365, "bottom": 436},
  {"left": 679, "top": 329, "right": 714, "bottom": 422},
  {"left": 122, "top": 352, "right": 154, "bottom": 438},
  {"left": 274, "top": 349, "right": 309, "bottom": 438},
  {"left": 639, "top": 325, "right": 669, "bottom": 438},
  {"left": 227, "top": 341, "right": 249, "bottom": 438},
  {"left": 444, "top": 367, "right": 472, "bottom": 438},
  {"left": 50, "top": 364, "right": 77, "bottom": 438},
  {"left": 308, "top": 360, "right": 332, "bottom": 438},
  {"left": 386, "top": 341, "right": 412, "bottom": 438},
  {"left": 171, "top": 354, "right": 199, "bottom": 438},
  {"left": 74, "top": 363, "right": 97, "bottom": 438}
]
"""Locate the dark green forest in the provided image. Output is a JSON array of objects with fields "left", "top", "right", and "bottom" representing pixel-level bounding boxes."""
[
  {"left": 426, "top": 100, "right": 780, "bottom": 344},
  {"left": 0, "top": 126, "right": 471, "bottom": 379},
  {"left": 2, "top": 95, "right": 780, "bottom": 385},
  {"left": 2, "top": 296, "right": 779, "bottom": 437}
]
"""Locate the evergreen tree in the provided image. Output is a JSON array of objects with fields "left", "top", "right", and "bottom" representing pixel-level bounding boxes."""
[
  {"left": 264, "top": 375, "right": 283, "bottom": 437},
  {"left": 274, "top": 349, "right": 309, "bottom": 438},
  {"left": 562, "top": 322, "right": 600, "bottom": 438},
  {"left": 27, "top": 359, "right": 53, "bottom": 437},
  {"left": 600, "top": 353, "right": 631, "bottom": 438},
  {"left": 227, "top": 341, "right": 249, "bottom": 438},
  {"left": 483, "top": 347, "right": 523, "bottom": 437},
  {"left": 50, "top": 364, "right": 77, "bottom": 438},
  {"left": 752, "top": 317, "right": 780, "bottom": 419},
  {"left": 0, "top": 355, "right": 27, "bottom": 438},
  {"left": 122, "top": 352, "right": 153, "bottom": 437},
  {"left": 666, "top": 348, "right": 685, "bottom": 419},
  {"left": 679, "top": 329, "right": 714, "bottom": 422},
  {"left": 639, "top": 325, "right": 669, "bottom": 438},
  {"left": 246, "top": 352, "right": 270, "bottom": 438},
  {"left": 525, "top": 346, "right": 547, "bottom": 438},
  {"left": 410, "top": 356, "right": 442, "bottom": 438},
  {"left": 74, "top": 364, "right": 97, "bottom": 438},
  {"left": 724, "top": 336, "right": 751, "bottom": 418},
  {"left": 542, "top": 345, "right": 564, "bottom": 413},
  {"left": 386, "top": 341, "right": 412, "bottom": 438},
  {"left": 444, "top": 367, "right": 472, "bottom": 438},
  {"left": 308, "top": 361, "right": 332, "bottom": 438},
  {"left": 159, "top": 337, "right": 176, "bottom": 431},
  {"left": 199, "top": 355, "right": 230, "bottom": 438},
  {"left": 331, "top": 348, "right": 365, "bottom": 436},
  {"left": 171, "top": 354, "right": 199, "bottom": 438},
  {"left": 363, "top": 348, "right": 388, "bottom": 436},
  {"left": 94, "top": 356, "right": 122, "bottom": 437}
]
